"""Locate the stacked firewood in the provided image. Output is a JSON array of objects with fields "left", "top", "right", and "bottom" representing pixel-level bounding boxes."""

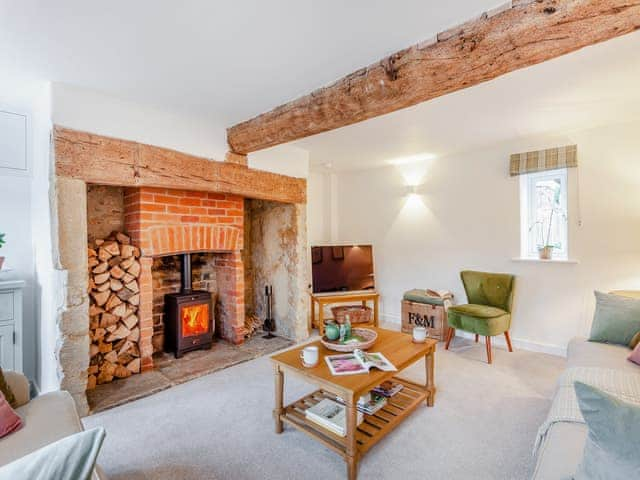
[{"left": 87, "top": 232, "right": 142, "bottom": 388}]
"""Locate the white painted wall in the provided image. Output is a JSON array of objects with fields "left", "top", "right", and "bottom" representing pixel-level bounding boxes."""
[
  {"left": 307, "top": 119, "right": 640, "bottom": 355},
  {"left": 248, "top": 144, "right": 309, "bottom": 179},
  {"left": 0, "top": 75, "right": 54, "bottom": 385},
  {"left": 52, "top": 83, "right": 230, "bottom": 161}
]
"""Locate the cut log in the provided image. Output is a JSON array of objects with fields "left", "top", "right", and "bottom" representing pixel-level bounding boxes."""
[
  {"left": 89, "top": 316, "right": 99, "bottom": 330},
  {"left": 87, "top": 374, "right": 97, "bottom": 390},
  {"left": 98, "top": 247, "right": 112, "bottom": 262},
  {"left": 105, "top": 293, "right": 122, "bottom": 311},
  {"left": 126, "top": 358, "right": 141, "bottom": 373},
  {"left": 126, "top": 260, "right": 141, "bottom": 277},
  {"left": 98, "top": 342, "right": 112, "bottom": 354},
  {"left": 103, "top": 241, "right": 120, "bottom": 256},
  {"left": 104, "top": 350, "right": 118, "bottom": 364},
  {"left": 110, "top": 265, "right": 125, "bottom": 280},
  {"left": 93, "top": 328, "right": 106, "bottom": 342},
  {"left": 94, "top": 239, "right": 104, "bottom": 247},
  {"left": 120, "top": 245, "right": 135, "bottom": 259},
  {"left": 120, "top": 256, "right": 135, "bottom": 270},
  {"left": 110, "top": 278, "right": 124, "bottom": 292},
  {"left": 89, "top": 305, "right": 104, "bottom": 316},
  {"left": 126, "top": 327, "right": 140, "bottom": 342},
  {"left": 100, "top": 312, "right": 118, "bottom": 328},
  {"left": 122, "top": 314, "right": 138, "bottom": 330},
  {"left": 114, "top": 365, "right": 132, "bottom": 379},
  {"left": 92, "top": 262, "right": 109, "bottom": 274},
  {"left": 108, "top": 255, "right": 123, "bottom": 268},
  {"left": 88, "top": 257, "right": 100, "bottom": 269},
  {"left": 93, "top": 271, "right": 110, "bottom": 285},
  {"left": 121, "top": 272, "right": 135, "bottom": 284},
  {"left": 118, "top": 340, "right": 134, "bottom": 356},
  {"left": 89, "top": 343, "right": 100, "bottom": 357},
  {"left": 110, "top": 302, "right": 127, "bottom": 318},
  {"left": 132, "top": 247, "right": 141, "bottom": 258},
  {"left": 116, "top": 232, "right": 131, "bottom": 244},
  {"left": 125, "top": 280, "right": 139, "bottom": 293},
  {"left": 91, "top": 290, "right": 110, "bottom": 307},
  {"left": 118, "top": 353, "right": 135, "bottom": 365},
  {"left": 127, "top": 293, "right": 140, "bottom": 306},
  {"left": 88, "top": 365, "right": 99, "bottom": 375},
  {"left": 105, "top": 323, "right": 131, "bottom": 342},
  {"left": 96, "top": 281, "right": 110, "bottom": 293},
  {"left": 116, "top": 288, "right": 135, "bottom": 302},
  {"left": 88, "top": 247, "right": 97, "bottom": 258},
  {"left": 106, "top": 324, "right": 118, "bottom": 333}
]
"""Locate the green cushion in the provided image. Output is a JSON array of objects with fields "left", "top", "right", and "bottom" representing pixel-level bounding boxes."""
[
  {"left": 0, "top": 427, "right": 105, "bottom": 480},
  {"left": 460, "top": 271, "right": 515, "bottom": 312},
  {"left": 573, "top": 382, "right": 640, "bottom": 479},
  {"left": 447, "top": 309, "right": 511, "bottom": 337},
  {"left": 448, "top": 304, "right": 507, "bottom": 318},
  {"left": 402, "top": 289, "right": 445, "bottom": 306},
  {"left": 589, "top": 291, "right": 640, "bottom": 346}
]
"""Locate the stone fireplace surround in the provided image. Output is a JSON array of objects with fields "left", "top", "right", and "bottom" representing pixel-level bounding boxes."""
[{"left": 53, "top": 127, "right": 308, "bottom": 415}]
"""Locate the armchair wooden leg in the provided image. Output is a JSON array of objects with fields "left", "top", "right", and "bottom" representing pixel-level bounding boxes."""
[
  {"left": 504, "top": 331, "right": 513, "bottom": 352},
  {"left": 485, "top": 336, "right": 493, "bottom": 364},
  {"left": 474, "top": 334, "right": 479, "bottom": 343},
  {"left": 445, "top": 327, "right": 455, "bottom": 350}
]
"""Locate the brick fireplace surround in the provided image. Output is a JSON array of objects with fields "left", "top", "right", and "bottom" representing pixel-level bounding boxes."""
[
  {"left": 124, "top": 187, "right": 246, "bottom": 373},
  {"left": 53, "top": 127, "right": 308, "bottom": 415}
]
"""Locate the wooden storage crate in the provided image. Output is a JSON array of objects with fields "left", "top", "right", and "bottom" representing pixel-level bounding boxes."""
[{"left": 401, "top": 300, "right": 448, "bottom": 341}]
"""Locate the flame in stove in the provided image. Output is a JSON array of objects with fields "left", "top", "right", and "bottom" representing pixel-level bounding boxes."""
[{"left": 181, "top": 303, "right": 210, "bottom": 337}]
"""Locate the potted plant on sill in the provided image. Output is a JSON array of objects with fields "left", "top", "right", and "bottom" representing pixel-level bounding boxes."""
[
  {"left": 530, "top": 187, "right": 565, "bottom": 260},
  {"left": 0, "top": 233, "right": 5, "bottom": 270}
]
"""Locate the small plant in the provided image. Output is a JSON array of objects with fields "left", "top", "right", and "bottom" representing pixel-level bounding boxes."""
[{"left": 0, "top": 233, "right": 5, "bottom": 249}]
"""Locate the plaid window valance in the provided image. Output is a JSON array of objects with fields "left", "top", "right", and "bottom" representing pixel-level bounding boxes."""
[{"left": 510, "top": 145, "right": 577, "bottom": 176}]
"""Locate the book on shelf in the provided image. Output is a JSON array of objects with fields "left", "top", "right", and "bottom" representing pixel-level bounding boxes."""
[
  {"left": 305, "top": 399, "right": 363, "bottom": 437},
  {"left": 372, "top": 381, "right": 404, "bottom": 398},
  {"left": 325, "top": 349, "right": 397, "bottom": 376}
]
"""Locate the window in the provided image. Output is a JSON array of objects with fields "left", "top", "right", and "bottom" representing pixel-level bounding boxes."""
[{"left": 520, "top": 168, "right": 568, "bottom": 259}]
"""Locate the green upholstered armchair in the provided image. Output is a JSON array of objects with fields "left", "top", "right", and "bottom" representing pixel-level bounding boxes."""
[{"left": 445, "top": 270, "right": 515, "bottom": 364}]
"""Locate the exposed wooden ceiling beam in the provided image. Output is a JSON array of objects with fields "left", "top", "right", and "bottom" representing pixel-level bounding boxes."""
[
  {"left": 54, "top": 127, "right": 306, "bottom": 204},
  {"left": 227, "top": 0, "right": 640, "bottom": 154}
]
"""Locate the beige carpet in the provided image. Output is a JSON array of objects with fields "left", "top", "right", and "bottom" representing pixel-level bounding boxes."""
[{"left": 84, "top": 333, "right": 565, "bottom": 479}]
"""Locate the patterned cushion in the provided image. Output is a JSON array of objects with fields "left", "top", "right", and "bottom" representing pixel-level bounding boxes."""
[{"left": 0, "top": 369, "right": 16, "bottom": 409}]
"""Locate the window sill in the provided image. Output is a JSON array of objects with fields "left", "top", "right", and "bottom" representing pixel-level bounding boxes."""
[{"left": 511, "top": 257, "right": 579, "bottom": 264}]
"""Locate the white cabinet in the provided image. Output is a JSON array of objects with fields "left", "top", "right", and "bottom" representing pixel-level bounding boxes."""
[{"left": 0, "top": 280, "right": 24, "bottom": 372}]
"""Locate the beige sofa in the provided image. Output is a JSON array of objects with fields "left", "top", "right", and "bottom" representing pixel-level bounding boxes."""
[
  {"left": 0, "top": 371, "right": 105, "bottom": 479},
  {"left": 532, "top": 338, "right": 640, "bottom": 479}
]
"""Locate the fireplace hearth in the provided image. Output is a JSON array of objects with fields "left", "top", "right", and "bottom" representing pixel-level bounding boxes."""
[{"left": 164, "top": 253, "right": 214, "bottom": 358}]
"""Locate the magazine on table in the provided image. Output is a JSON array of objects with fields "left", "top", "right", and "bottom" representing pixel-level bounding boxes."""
[
  {"left": 336, "top": 393, "right": 388, "bottom": 415},
  {"left": 325, "top": 349, "right": 397, "bottom": 376},
  {"left": 372, "top": 381, "right": 404, "bottom": 398},
  {"left": 305, "top": 398, "right": 363, "bottom": 437}
]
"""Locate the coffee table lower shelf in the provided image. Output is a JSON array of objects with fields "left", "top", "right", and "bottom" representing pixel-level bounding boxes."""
[{"left": 278, "top": 377, "right": 427, "bottom": 458}]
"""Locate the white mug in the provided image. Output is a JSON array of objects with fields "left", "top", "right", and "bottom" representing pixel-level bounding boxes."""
[
  {"left": 300, "top": 346, "right": 319, "bottom": 367},
  {"left": 413, "top": 327, "right": 427, "bottom": 342}
]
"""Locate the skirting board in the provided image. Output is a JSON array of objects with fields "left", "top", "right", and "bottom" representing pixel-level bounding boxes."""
[{"left": 381, "top": 313, "right": 567, "bottom": 358}]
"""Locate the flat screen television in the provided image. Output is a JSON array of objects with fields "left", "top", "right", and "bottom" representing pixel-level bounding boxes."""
[{"left": 310, "top": 244, "right": 375, "bottom": 294}]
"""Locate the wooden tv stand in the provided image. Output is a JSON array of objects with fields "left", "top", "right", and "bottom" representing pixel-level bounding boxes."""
[{"left": 309, "top": 291, "right": 379, "bottom": 335}]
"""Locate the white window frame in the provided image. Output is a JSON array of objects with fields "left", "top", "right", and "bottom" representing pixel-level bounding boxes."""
[{"left": 519, "top": 168, "right": 569, "bottom": 260}]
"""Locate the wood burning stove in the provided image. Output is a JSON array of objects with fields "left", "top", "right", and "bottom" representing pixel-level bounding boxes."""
[{"left": 164, "top": 253, "right": 213, "bottom": 358}]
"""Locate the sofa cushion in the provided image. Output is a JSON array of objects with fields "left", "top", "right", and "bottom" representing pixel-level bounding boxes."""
[
  {"left": 532, "top": 421, "right": 587, "bottom": 480},
  {"left": 0, "top": 369, "right": 16, "bottom": 409},
  {"left": 567, "top": 338, "right": 640, "bottom": 373},
  {"left": 0, "top": 392, "right": 22, "bottom": 439},
  {"left": 0, "top": 391, "right": 84, "bottom": 467},
  {"left": 0, "top": 427, "right": 105, "bottom": 480},
  {"left": 574, "top": 382, "right": 640, "bottom": 479},
  {"left": 589, "top": 291, "right": 640, "bottom": 346}
]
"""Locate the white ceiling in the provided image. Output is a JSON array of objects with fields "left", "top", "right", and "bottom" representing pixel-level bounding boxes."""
[
  {"left": 0, "top": 0, "right": 501, "bottom": 127},
  {"left": 296, "top": 31, "right": 640, "bottom": 171}
]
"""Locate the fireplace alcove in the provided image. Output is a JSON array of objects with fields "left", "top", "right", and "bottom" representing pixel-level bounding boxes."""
[{"left": 54, "top": 127, "right": 309, "bottom": 415}]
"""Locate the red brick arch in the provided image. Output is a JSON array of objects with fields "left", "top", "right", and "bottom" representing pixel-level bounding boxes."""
[{"left": 143, "top": 224, "right": 241, "bottom": 257}]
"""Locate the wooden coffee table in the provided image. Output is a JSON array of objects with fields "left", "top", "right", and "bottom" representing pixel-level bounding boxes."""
[{"left": 270, "top": 328, "right": 436, "bottom": 480}]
